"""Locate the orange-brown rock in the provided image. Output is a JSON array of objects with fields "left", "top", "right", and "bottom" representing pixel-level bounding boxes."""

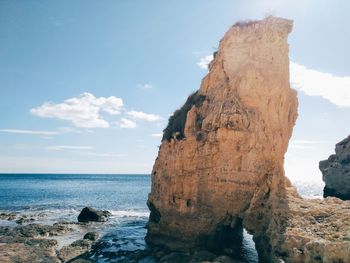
[
  {"left": 147, "top": 16, "right": 350, "bottom": 263},
  {"left": 147, "top": 16, "right": 297, "bottom": 258}
]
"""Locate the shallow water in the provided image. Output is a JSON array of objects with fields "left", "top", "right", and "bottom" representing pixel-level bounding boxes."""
[{"left": 0, "top": 174, "right": 321, "bottom": 262}]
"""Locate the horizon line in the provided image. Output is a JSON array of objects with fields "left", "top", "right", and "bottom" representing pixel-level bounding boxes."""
[{"left": 0, "top": 172, "right": 151, "bottom": 175}]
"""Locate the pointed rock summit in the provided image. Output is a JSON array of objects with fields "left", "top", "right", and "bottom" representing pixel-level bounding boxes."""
[{"left": 147, "top": 17, "right": 350, "bottom": 262}]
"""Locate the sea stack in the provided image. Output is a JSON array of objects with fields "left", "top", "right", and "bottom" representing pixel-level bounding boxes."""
[
  {"left": 147, "top": 17, "right": 350, "bottom": 263},
  {"left": 320, "top": 135, "right": 350, "bottom": 200},
  {"left": 147, "top": 16, "right": 297, "bottom": 252}
]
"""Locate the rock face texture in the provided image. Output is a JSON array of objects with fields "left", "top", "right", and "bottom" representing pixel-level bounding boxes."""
[
  {"left": 282, "top": 187, "right": 350, "bottom": 263},
  {"left": 147, "top": 16, "right": 350, "bottom": 263},
  {"left": 147, "top": 17, "right": 297, "bottom": 259},
  {"left": 320, "top": 135, "right": 350, "bottom": 200}
]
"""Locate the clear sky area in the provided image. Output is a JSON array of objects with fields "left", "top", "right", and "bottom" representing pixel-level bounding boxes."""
[{"left": 1, "top": 0, "right": 349, "bottom": 183}]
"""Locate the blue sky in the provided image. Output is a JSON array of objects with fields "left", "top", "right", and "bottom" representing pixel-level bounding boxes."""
[{"left": 0, "top": 0, "right": 350, "bottom": 183}]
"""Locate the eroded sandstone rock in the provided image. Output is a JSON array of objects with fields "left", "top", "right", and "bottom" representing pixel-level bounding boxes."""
[
  {"left": 147, "top": 16, "right": 297, "bottom": 258},
  {"left": 146, "top": 17, "right": 350, "bottom": 263},
  {"left": 320, "top": 135, "right": 350, "bottom": 200}
]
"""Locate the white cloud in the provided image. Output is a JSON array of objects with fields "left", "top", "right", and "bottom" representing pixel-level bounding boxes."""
[
  {"left": 140, "top": 83, "right": 154, "bottom": 90},
  {"left": 289, "top": 140, "right": 323, "bottom": 150},
  {"left": 30, "top": 93, "right": 124, "bottom": 128},
  {"left": 45, "top": 145, "right": 125, "bottom": 158},
  {"left": 127, "top": 110, "right": 161, "bottom": 122},
  {"left": 0, "top": 129, "right": 59, "bottom": 136},
  {"left": 195, "top": 58, "right": 350, "bottom": 108},
  {"left": 119, "top": 118, "right": 137, "bottom": 129},
  {"left": 197, "top": 55, "right": 214, "bottom": 69},
  {"left": 150, "top": 133, "right": 163, "bottom": 137},
  {"left": 79, "top": 152, "right": 127, "bottom": 158},
  {"left": 290, "top": 62, "right": 350, "bottom": 107},
  {"left": 47, "top": 145, "right": 94, "bottom": 151}
]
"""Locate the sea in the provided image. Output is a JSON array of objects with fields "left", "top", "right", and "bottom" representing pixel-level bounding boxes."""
[{"left": 0, "top": 174, "right": 324, "bottom": 262}]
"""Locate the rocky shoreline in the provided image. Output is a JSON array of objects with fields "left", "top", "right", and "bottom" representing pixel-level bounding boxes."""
[
  {"left": 0, "top": 210, "right": 248, "bottom": 263},
  {"left": 0, "top": 211, "right": 95, "bottom": 262}
]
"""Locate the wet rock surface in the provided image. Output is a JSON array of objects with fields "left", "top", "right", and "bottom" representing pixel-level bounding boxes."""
[
  {"left": 320, "top": 135, "right": 350, "bottom": 200},
  {"left": 58, "top": 239, "right": 94, "bottom": 262},
  {"left": 83, "top": 231, "right": 99, "bottom": 241},
  {"left": 0, "top": 220, "right": 96, "bottom": 262},
  {"left": 72, "top": 245, "right": 245, "bottom": 263},
  {"left": 77, "top": 207, "right": 111, "bottom": 223},
  {"left": 0, "top": 212, "right": 16, "bottom": 221}
]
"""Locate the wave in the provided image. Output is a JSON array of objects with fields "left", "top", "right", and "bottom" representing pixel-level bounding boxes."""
[{"left": 110, "top": 210, "right": 149, "bottom": 218}]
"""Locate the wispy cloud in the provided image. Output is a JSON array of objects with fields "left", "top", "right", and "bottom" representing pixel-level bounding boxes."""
[
  {"left": 289, "top": 140, "right": 323, "bottom": 149},
  {"left": 127, "top": 111, "right": 161, "bottom": 122},
  {"left": 47, "top": 145, "right": 94, "bottom": 151},
  {"left": 150, "top": 133, "right": 162, "bottom": 137},
  {"left": 79, "top": 152, "right": 127, "bottom": 158},
  {"left": 119, "top": 118, "right": 137, "bottom": 129},
  {"left": 0, "top": 129, "right": 59, "bottom": 136},
  {"left": 31, "top": 93, "right": 124, "bottom": 128},
  {"left": 196, "top": 57, "right": 350, "bottom": 108},
  {"left": 45, "top": 145, "right": 125, "bottom": 158},
  {"left": 138, "top": 83, "right": 154, "bottom": 90},
  {"left": 197, "top": 55, "right": 214, "bottom": 69},
  {"left": 290, "top": 62, "right": 350, "bottom": 107}
]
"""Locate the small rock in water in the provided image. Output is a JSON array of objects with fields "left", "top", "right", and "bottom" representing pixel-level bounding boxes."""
[
  {"left": 213, "top": 255, "right": 243, "bottom": 263},
  {"left": 15, "top": 217, "right": 35, "bottom": 225},
  {"left": 159, "top": 252, "right": 190, "bottom": 263},
  {"left": 0, "top": 212, "right": 17, "bottom": 221},
  {"left": 58, "top": 239, "right": 93, "bottom": 262},
  {"left": 77, "top": 207, "right": 111, "bottom": 223},
  {"left": 83, "top": 231, "right": 99, "bottom": 241},
  {"left": 191, "top": 250, "right": 217, "bottom": 262}
]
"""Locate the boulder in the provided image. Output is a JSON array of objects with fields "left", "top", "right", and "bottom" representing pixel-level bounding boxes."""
[
  {"left": 83, "top": 231, "right": 99, "bottom": 241},
  {"left": 77, "top": 207, "right": 111, "bottom": 223},
  {"left": 319, "top": 135, "right": 350, "bottom": 200}
]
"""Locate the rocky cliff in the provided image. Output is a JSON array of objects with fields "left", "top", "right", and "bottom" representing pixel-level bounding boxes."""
[
  {"left": 147, "top": 17, "right": 350, "bottom": 263},
  {"left": 320, "top": 135, "right": 350, "bottom": 200}
]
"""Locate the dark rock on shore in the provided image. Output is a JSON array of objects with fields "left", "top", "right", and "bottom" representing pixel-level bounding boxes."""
[
  {"left": 0, "top": 223, "right": 73, "bottom": 238},
  {"left": 77, "top": 207, "right": 111, "bottom": 223},
  {"left": 0, "top": 212, "right": 16, "bottom": 221},
  {"left": 0, "top": 222, "right": 97, "bottom": 263},
  {"left": 320, "top": 135, "right": 350, "bottom": 200},
  {"left": 83, "top": 231, "right": 99, "bottom": 241},
  {"left": 15, "top": 216, "right": 35, "bottom": 225},
  {"left": 71, "top": 244, "right": 243, "bottom": 263},
  {"left": 0, "top": 235, "right": 59, "bottom": 263},
  {"left": 58, "top": 239, "right": 94, "bottom": 262}
]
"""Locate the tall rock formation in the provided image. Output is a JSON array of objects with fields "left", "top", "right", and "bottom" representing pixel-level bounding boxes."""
[
  {"left": 147, "top": 17, "right": 350, "bottom": 262},
  {"left": 320, "top": 135, "right": 350, "bottom": 200},
  {"left": 147, "top": 16, "right": 297, "bottom": 255}
]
